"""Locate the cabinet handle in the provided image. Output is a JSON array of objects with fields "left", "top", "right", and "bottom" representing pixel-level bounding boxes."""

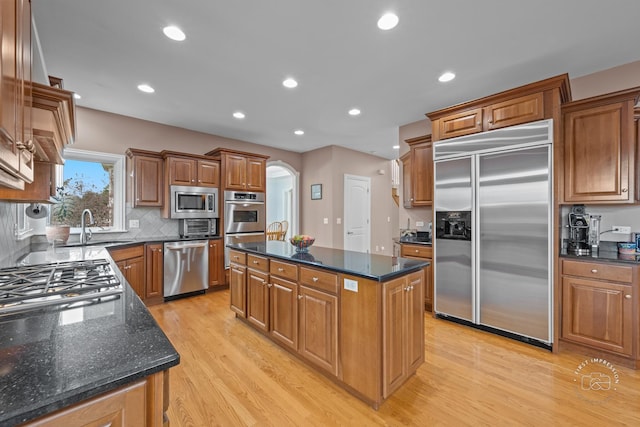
[
  {"left": 591, "top": 269, "right": 598, "bottom": 273},
  {"left": 298, "top": 295, "right": 303, "bottom": 300},
  {"left": 233, "top": 255, "right": 239, "bottom": 260},
  {"left": 625, "top": 294, "right": 632, "bottom": 299},
  {"left": 622, "top": 188, "right": 628, "bottom": 193},
  {"left": 312, "top": 277, "right": 319, "bottom": 282},
  {"left": 278, "top": 267, "right": 284, "bottom": 272},
  {"left": 267, "top": 283, "right": 272, "bottom": 288},
  {"left": 253, "top": 260, "right": 259, "bottom": 264}
]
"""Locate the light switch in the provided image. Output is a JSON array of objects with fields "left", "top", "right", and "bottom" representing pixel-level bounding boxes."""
[
  {"left": 416, "top": 221, "right": 424, "bottom": 227},
  {"left": 323, "top": 218, "right": 329, "bottom": 224},
  {"left": 336, "top": 218, "right": 341, "bottom": 224}
]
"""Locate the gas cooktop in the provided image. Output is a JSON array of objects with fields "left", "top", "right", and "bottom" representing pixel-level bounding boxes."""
[{"left": 0, "top": 259, "right": 122, "bottom": 316}]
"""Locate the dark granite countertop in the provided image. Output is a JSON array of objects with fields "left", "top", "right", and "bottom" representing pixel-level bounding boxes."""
[
  {"left": 228, "top": 241, "right": 429, "bottom": 281},
  {"left": 0, "top": 248, "right": 180, "bottom": 426},
  {"left": 560, "top": 250, "right": 640, "bottom": 265}
]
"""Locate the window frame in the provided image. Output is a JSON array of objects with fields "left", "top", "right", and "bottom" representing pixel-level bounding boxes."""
[{"left": 57, "top": 148, "right": 126, "bottom": 233}]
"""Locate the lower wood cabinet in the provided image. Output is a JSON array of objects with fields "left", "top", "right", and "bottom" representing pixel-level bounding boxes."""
[
  {"left": 561, "top": 259, "right": 638, "bottom": 367},
  {"left": 400, "top": 243, "right": 433, "bottom": 311},
  {"left": 269, "top": 276, "right": 299, "bottom": 350},
  {"left": 24, "top": 370, "right": 168, "bottom": 427},
  {"left": 247, "top": 268, "right": 270, "bottom": 331},
  {"left": 109, "top": 245, "right": 145, "bottom": 300},
  {"left": 229, "top": 250, "right": 247, "bottom": 317},
  {"left": 208, "top": 239, "right": 224, "bottom": 288},
  {"left": 382, "top": 271, "right": 424, "bottom": 398}
]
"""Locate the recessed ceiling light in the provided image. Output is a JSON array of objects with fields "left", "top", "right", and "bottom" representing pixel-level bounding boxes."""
[
  {"left": 377, "top": 13, "right": 399, "bottom": 30},
  {"left": 163, "top": 25, "right": 186, "bottom": 41},
  {"left": 233, "top": 111, "right": 245, "bottom": 119},
  {"left": 294, "top": 130, "right": 304, "bottom": 135},
  {"left": 438, "top": 71, "right": 456, "bottom": 82},
  {"left": 283, "top": 78, "right": 298, "bottom": 88},
  {"left": 348, "top": 108, "right": 361, "bottom": 116},
  {"left": 137, "top": 84, "right": 155, "bottom": 93},
  {"left": 73, "top": 93, "right": 81, "bottom": 100},
  {"left": 393, "top": 145, "right": 400, "bottom": 149}
]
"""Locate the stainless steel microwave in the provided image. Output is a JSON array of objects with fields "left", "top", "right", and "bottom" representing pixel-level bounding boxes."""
[{"left": 170, "top": 185, "right": 219, "bottom": 219}]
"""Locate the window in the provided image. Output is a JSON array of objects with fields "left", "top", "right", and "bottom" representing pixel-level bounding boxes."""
[{"left": 53, "top": 148, "right": 125, "bottom": 232}]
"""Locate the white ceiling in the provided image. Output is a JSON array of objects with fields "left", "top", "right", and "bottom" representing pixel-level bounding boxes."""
[{"left": 32, "top": 0, "right": 640, "bottom": 160}]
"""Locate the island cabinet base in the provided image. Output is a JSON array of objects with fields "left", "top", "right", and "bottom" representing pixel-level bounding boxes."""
[
  {"left": 229, "top": 246, "right": 426, "bottom": 409},
  {"left": 21, "top": 371, "right": 170, "bottom": 427}
]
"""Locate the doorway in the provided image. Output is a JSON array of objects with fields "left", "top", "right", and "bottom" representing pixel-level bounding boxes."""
[
  {"left": 266, "top": 162, "right": 299, "bottom": 240},
  {"left": 344, "top": 174, "right": 371, "bottom": 253}
]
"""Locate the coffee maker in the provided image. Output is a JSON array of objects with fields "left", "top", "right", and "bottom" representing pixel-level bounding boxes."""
[
  {"left": 568, "top": 205, "right": 601, "bottom": 255},
  {"left": 568, "top": 205, "right": 591, "bottom": 255}
]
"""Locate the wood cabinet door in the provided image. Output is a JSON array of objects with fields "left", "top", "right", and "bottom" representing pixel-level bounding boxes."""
[
  {"left": 563, "top": 101, "right": 634, "bottom": 203},
  {"left": 411, "top": 142, "right": 433, "bottom": 206},
  {"left": 245, "top": 157, "right": 266, "bottom": 192},
  {"left": 562, "top": 276, "right": 633, "bottom": 356},
  {"left": 0, "top": 0, "right": 21, "bottom": 178},
  {"left": 168, "top": 157, "right": 196, "bottom": 186},
  {"left": 197, "top": 160, "right": 219, "bottom": 187},
  {"left": 229, "top": 264, "right": 247, "bottom": 317},
  {"left": 435, "top": 108, "right": 483, "bottom": 140},
  {"left": 382, "top": 276, "right": 407, "bottom": 398},
  {"left": 127, "top": 256, "right": 146, "bottom": 299},
  {"left": 299, "top": 285, "right": 338, "bottom": 376},
  {"left": 424, "top": 263, "right": 433, "bottom": 312},
  {"left": 247, "top": 269, "right": 270, "bottom": 332},
  {"left": 407, "top": 271, "right": 425, "bottom": 372},
  {"left": 400, "top": 153, "right": 411, "bottom": 208},
  {"left": 135, "top": 155, "right": 163, "bottom": 206},
  {"left": 145, "top": 244, "right": 164, "bottom": 300},
  {"left": 16, "top": 0, "right": 32, "bottom": 182},
  {"left": 269, "top": 276, "right": 298, "bottom": 351},
  {"left": 224, "top": 154, "right": 247, "bottom": 190},
  {"left": 484, "top": 92, "right": 544, "bottom": 131},
  {"left": 208, "top": 240, "right": 224, "bottom": 287}
]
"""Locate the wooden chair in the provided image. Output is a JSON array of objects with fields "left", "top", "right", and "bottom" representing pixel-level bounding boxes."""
[
  {"left": 266, "top": 221, "right": 283, "bottom": 240},
  {"left": 280, "top": 220, "right": 289, "bottom": 240}
]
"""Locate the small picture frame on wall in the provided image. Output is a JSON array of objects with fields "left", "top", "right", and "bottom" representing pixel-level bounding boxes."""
[{"left": 311, "top": 184, "right": 322, "bottom": 200}]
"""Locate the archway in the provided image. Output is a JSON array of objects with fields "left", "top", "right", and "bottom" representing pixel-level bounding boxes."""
[{"left": 266, "top": 161, "right": 299, "bottom": 240}]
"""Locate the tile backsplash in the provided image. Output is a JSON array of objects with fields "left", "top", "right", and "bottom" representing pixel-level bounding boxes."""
[
  {"left": 0, "top": 201, "right": 31, "bottom": 266},
  {"left": 561, "top": 204, "right": 640, "bottom": 243}
]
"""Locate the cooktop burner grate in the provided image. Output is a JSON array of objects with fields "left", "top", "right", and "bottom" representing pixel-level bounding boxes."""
[{"left": 0, "top": 259, "right": 122, "bottom": 315}]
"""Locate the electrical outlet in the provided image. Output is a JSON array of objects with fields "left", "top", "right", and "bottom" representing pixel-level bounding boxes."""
[
  {"left": 416, "top": 221, "right": 424, "bottom": 227},
  {"left": 612, "top": 225, "right": 631, "bottom": 234},
  {"left": 336, "top": 218, "right": 341, "bottom": 225},
  {"left": 323, "top": 218, "right": 329, "bottom": 224},
  {"left": 129, "top": 219, "right": 140, "bottom": 228}
]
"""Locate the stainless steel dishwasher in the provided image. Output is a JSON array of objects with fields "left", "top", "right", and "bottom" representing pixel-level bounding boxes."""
[{"left": 163, "top": 240, "right": 209, "bottom": 299}]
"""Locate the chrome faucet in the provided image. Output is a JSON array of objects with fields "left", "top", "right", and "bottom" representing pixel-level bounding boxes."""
[{"left": 80, "top": 209, "right": 94, "bottom": 245}]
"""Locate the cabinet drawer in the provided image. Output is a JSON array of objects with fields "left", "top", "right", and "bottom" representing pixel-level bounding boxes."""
[
  {"left": 247, "top": 254, "right": 269, "bottom": 272},
  {"left": 108, "top": 244, "right": 144, "bottom": 262},
  {"left": 300, "top": 267, "right": 338, "bottom": 294},
  {"left": 229, "top": 250, "right": 246, "bottom": 265},
  {"left": 270, "top": 259, "right": 298, "bottom": 281},
  {"left": 562, "top": 259, "right": 633, "bottom": 283},
  {"left": 400, "top": 244, "right": 432, "bottom": 259}
]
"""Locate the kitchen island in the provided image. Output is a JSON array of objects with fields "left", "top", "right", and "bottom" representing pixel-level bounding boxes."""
[
  {"left": 0, "top": 246, "right": 179, "bottom": 426},
  {"left": 227, "top": 241, "right": 430, "bottom": 409}
]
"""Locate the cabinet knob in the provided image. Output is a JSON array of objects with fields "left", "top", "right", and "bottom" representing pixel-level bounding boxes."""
[
  {"left": 253, "top": 260, "right": 259, "bottom": 264},
  {"left": 268, "top": 283, "right": 273, "bottom": 288},
  {"left": 233, "top": 255, "right": 239, "bottom": 260},
  {"left": 591, "top": 269, "right": 598, "bottom": 273},
  {"left": 476, "top": 121, "right": 481, "bottom": 126},
  {"left": 622, "top": 188, "right": 628, "bottom": 193},
  {"left": 298, "top": 295, "right": 303, "bottom": 300},
  {"left": 625, "top": 294, "right": 632, "bottom": 299},
  {"left": 278, "top": 267, "right": 284, "bottom": 272},
  {"left": 312, "top": 277, "right": 319, "bottom": 282},
  {"left": 414, "top": 249, "right": 419, "bottom": 253}
]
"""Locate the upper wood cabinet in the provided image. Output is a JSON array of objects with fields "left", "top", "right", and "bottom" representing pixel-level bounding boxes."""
[
  {"left": 126, "top": 148, "right": 164, "bottom": 207},
  {"left": 562, "top": 88, "right": 640, "bottom": 204},
  {"left": 0, "top": 0, "right": 33, "bottom": 189},
  {"left": 404, "top": 134, "right": 433, "bottom": 206},
  {"left": 427, "top": 74, "right": 571, "bottom": 141},
  {"left": 205, "top": 148, "right": 269, "bottom": 192},
  {"left": 400, "top": 152, "right": 411, "bottom": 208},
  {"left": 0, "top": 161, "right": 55, "bottom": 202},
  {"left": 164, "top": 153, "right": 220, "bottom": 188}
]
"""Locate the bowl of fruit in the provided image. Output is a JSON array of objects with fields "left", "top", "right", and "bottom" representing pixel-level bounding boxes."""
[{"left": 289, "top": 235, "right": 315, "bottom": 253}]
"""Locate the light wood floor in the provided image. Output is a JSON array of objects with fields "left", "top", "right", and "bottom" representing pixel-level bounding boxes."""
[{"left": 149, "top": 290, "right": 640, "bottom": 426}]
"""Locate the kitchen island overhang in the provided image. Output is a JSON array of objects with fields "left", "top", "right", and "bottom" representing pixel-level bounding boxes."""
[{"left": 227, "top": 241, "right": 430, "bottom": 409}]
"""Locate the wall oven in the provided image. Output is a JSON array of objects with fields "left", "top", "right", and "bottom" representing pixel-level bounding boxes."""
[
  {"left": 224, "top": 191, "right": 265, "bottom": 234},
  {"left": 224, "top": 191, "right": 266, "bottom": 266},
  {"left": 170, "top": 185, "right": 218, "bottom": 219}
]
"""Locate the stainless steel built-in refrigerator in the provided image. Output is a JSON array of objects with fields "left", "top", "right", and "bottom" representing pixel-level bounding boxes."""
[{"left": 433, "top": 119, "right": 553, "bottom": 347}]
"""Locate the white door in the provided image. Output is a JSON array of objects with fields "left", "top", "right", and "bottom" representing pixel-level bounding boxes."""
[{"left": 344, "top": 174, "right": 370, "bottom": 253}]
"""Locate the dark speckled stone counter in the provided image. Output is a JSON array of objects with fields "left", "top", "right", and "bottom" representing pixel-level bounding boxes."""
[
  {"left": 0, "top": 247, "right": 179, "bottom": 426},
  {"left": 228, "top": 241, "right": 429, "bottom": 281}
]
